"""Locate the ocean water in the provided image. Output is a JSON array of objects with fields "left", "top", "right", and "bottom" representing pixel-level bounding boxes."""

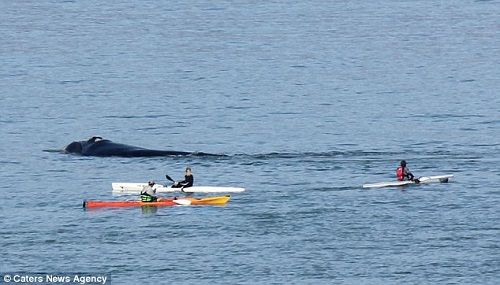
[{"left": 1, "top": 0, "right": 499, "bottom": 284}]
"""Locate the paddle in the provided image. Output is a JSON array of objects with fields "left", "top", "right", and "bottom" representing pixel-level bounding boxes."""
[
  {"left": 165, "top": 174, "right": 191, "bottom": 194},
  {"left": 165, "top": 174, "right": 175, "bottom": 183},
  {"left": 173, "top": 199, "right": 192, "bottom": 206},
  {"left": 164, "top": 174, "right": 179, "bottom": 188}
]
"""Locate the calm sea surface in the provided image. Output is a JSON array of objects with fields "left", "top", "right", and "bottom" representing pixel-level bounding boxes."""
[{"left": 1, "top": 0, "right": 499, "bottom": 284}]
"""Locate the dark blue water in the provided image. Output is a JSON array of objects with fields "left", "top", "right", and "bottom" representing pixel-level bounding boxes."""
[{"left": 1, "top": 0, "right": 499, "bottom": 284}]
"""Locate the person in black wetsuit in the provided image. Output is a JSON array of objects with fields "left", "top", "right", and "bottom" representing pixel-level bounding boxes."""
[{"left": 172, "top": 167, "right": 194, "bottom": 189}]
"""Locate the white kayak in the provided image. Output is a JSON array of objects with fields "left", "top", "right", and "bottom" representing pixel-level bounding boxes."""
[
  {"left": 362, "top": 174, "right": 453, "bottom": 189},
  {"left": 112, "top": 183, "right": 245, "bottom": 194}
]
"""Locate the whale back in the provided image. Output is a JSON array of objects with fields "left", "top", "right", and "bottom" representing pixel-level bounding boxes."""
[
  {"left": 83, "top": 140, "right": 147, "bottom": 156},
  {"left": 63, "top": 138, "right": 222, "bottom": 157}
]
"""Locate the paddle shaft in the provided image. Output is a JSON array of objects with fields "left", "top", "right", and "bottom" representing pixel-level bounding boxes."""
[{"left": 165, "top": 174, "right": 190, "bottom": 194}]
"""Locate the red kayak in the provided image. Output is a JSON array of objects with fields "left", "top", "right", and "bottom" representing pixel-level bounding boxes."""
[{"left": 83, "top": 195, "right": 230, "bottom": 209}]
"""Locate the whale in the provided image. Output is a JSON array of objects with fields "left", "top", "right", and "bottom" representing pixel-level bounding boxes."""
[{"left": 63, "top": 137, "right": 219, "bottom": 157}]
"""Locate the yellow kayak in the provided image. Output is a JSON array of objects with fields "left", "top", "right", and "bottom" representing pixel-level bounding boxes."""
[{"left": 83, "top": 195, "right": 231, "bottom": 208}]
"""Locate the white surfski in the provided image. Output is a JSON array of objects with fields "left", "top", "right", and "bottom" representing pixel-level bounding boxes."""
[
  {"left": 112, "top": 182, "right": 245, "bottom": 194},
  {"left": 362, "top": 174, "right": 453, "bottom": 189}
]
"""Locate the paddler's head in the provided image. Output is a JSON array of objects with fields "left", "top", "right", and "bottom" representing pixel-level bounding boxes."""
[
  {"left": 148, "top": 180, "right": 155, "bottom": 186},
  {"left": 400, "top": 160, "right": 407, "bottom": 167},
  {"left": 185, "top": 167, "right": 192, "bottom": 176}
]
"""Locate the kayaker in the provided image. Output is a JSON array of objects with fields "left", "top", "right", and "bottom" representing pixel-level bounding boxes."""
[
  {"left": 396, "top": 160, "right": 419, "bottom": 183},
  {"left": 140, "top": 181, "right": 158, "bottom": 202},
  {"left": 172, "top": 167, "right": 194, "bottom": 189}
]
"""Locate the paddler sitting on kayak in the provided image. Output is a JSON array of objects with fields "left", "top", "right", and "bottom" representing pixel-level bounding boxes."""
[
  {"left": 396, "top": 160, "right": 419, "bottom": 183},
  {"left": 140, "top": 181, "right": 169, "bottom": 202},
  {"left": 171, "top": 167, "right": 194, "bottom": 190}
]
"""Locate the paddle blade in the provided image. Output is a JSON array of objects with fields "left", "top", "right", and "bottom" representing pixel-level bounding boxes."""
[
  {"left": 165, "top": 175, "right": 175, "bottom": 182},
  {"left": 173, "top": 199, "right": 191, "bottom": 206}
]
